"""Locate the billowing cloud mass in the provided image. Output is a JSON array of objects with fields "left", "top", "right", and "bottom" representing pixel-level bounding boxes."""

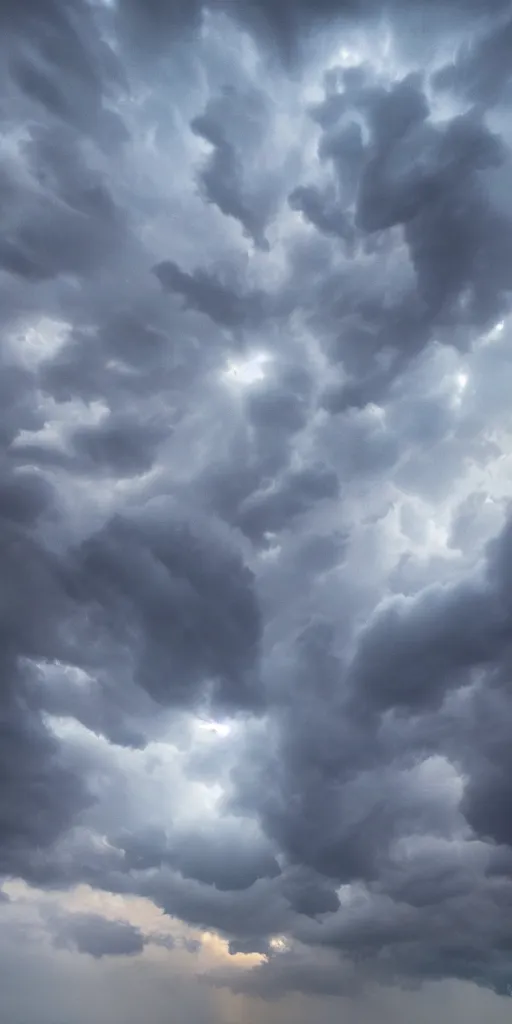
[{"left": 3, "top": 1, "right": 512, "bottom": 1022}]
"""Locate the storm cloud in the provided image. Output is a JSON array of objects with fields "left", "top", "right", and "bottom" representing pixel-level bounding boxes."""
[{"left": 2, "top": 1, "right": 512, "bottom": 1022}]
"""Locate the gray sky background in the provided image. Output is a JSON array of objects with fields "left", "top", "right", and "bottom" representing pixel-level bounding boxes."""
[{"left": 2, "top": 1, "right": 512, "bottom": 1021}]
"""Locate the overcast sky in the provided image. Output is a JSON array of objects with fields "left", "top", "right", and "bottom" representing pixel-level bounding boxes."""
[{"left": 2, "top": 1, "right": 512, "bottom": 1022}]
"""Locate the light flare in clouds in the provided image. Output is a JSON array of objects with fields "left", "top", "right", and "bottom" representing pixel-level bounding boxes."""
[{"left": 222, "top": 351, "right": 272, "bottom": 386}]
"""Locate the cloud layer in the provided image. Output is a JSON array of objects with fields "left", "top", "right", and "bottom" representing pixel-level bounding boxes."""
[{"left": 3, "top": 0, "right": 512, "bottom": 1017}]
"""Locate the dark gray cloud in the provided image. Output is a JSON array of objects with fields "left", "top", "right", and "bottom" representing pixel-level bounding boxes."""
[
  {"left": 3, "top": 0, "right": 512, "bottom": 1019},
  {"left": 72, "top": 510, "right": 263, "bottom": 712},
  {"left": 289, "top": 184, "right": 354, "bottom": 243},
  {"left": 347, "top": 513, "right": 512, "bottom": 715},
  {"left": 116, "top": 820, "right": 280, "bottom": 891},
  {"left": 190, "top": 87, "right": 274, "bottom": 250},
  {"left": 51, "top": 912, "right": 145, "bottom": 958},
  {"left": 70, "top": 413, "right": 168, "bottom": 477},
  {"left": 115, "top": 0, "right": 512, "bottom": 68},
  {"left": 434, "top": 13, "right": 512, "bottom": 107},
  {"left": 116, "top": 0, "right": 204, "bottom": 41},
  {"left": 153, "top": 259, "right": 266, "bottom": 328},
  {"left": 0, "top": 480, "right": 93, "bottom": 879},
  {"left": 236, "top": 463, "right": 340, "bottom": 541}
]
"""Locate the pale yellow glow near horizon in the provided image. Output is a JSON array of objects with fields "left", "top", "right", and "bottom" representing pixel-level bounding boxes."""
[{"left": 1, "top": 880, "right": 264, "bottom": 970}]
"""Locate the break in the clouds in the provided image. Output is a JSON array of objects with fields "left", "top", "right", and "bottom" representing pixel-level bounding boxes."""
[{"left": 3, "top": 1, "right": 512, "bottom": 1022}]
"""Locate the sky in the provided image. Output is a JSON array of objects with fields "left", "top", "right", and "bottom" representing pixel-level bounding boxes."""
[{"left": 2, "top": 1, "right": 512, "bottom": 1022}]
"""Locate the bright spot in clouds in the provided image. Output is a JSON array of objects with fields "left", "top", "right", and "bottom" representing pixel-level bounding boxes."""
[
  {"left": 196, "top": 719, "right": 232, "bottom": 738},
  {"left": 10, "top": 317, "right": 69, "bottom": 368},
  {"left": 222, "top": 351, "right": 271, "bottom": 387},
  {"left": 450, "top": 369, "right": 469, "bottom": 407},
  {"left": 484, "top": 319, "right": 506, "bottom": 344}
]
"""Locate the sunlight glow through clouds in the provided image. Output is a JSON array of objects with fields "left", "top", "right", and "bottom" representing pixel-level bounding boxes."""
[
  {"left": 326, "top": 24, "right": 396, "bottom": 78},
  {"left": 452, "top": 370, "right": 469, "bottom": 408},
  {"left": 222, "top": 351, "right": 272, "bottom": 387},
  {"left": 195, "top": 719, "right": 233, "bottom": 739},
  {"left": 8, "top": 317, "right": 70, "bottom": 369},
  {"left": 483, "top": 319, "right": 506, "bottom": 345}
]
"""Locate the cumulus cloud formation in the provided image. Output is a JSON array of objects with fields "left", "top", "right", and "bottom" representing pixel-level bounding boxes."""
[{"left": 2, "top": 0, "right": 512, "bottom": 1021}]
